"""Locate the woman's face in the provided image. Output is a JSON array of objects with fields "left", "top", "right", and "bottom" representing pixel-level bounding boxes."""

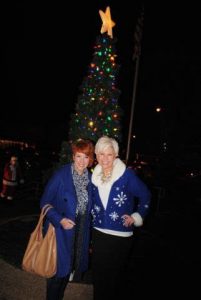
[
  {"left": 96, "top": 147, "right": 116, "bottom": 172},
  {"left": 73, "top": 152, "right": 90, "bottom": 174}
]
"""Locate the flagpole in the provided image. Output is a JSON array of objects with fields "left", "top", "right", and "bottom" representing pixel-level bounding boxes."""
[
  {"left": 125, "top": 55, "right": 140, "bottom": 164},
  {"left": 125, "top": 7, "right": 144, "bottom": 165}
]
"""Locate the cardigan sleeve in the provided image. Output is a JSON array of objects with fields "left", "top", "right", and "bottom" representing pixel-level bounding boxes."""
[{"left": 127, "top": 169, "right": 151, "bottom": 219}]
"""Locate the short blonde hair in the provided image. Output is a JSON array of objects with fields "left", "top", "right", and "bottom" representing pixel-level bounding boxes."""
[{"left": 95, "top": 136, "right": 119, "bottom": 156}]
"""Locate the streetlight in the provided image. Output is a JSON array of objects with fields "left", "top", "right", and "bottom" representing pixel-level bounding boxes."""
[
  {"left": 155, "top": 106, "right": 162, "bottom": 113},
  {"left": 155, "top": 106, "right": 168, "bottom": 153}
]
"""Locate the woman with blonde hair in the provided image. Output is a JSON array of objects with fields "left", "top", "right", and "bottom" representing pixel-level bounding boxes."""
[{"left": 91, "top": 136, "right": 151, "bottom": 300}]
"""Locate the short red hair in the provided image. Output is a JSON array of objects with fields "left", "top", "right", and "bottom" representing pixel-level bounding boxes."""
[{"left": 71, "top": 139, "right": 94, "bottom": 167}]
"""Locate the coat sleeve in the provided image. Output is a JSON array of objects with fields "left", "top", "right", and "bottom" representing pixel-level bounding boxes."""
[{"left": 40, "top": 171, "right": 63, "bottom": 227}]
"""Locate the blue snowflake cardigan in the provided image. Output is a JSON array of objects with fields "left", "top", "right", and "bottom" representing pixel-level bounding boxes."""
[{"left": 91, "top": 158, "right": 151, "bottom": 232}]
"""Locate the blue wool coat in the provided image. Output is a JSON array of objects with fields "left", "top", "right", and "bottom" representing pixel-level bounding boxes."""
[{"left": 40, "top": 163, "right": 92, "bottom": 278}]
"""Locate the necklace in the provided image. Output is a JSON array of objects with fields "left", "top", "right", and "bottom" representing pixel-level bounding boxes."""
[{"left": 101, "top": 170, "right": 112, "bottom": 183}]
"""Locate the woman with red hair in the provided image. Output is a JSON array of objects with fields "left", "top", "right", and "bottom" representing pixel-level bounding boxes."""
[{"left": 40, "top": 139, "right": 94, "bottom": 300}]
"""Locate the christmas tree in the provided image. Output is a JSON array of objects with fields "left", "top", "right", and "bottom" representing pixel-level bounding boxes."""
[{"left": 60, "top": 7, "right": 123, "bottom": 165}]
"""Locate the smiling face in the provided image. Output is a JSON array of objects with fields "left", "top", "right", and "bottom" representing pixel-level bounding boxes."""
[
  {"left": 73, "top": 152, "right": 90, "bottom": 175},
  {"left": 96, "top": 146, "right": 116, "bottom": 174}
]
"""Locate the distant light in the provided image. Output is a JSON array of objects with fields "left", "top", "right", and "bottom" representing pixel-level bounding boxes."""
[{"left": 156, "top": 107, "right": 161, "bottom": 112}]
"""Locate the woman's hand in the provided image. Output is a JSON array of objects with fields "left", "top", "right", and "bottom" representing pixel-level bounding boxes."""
[
  {"left": 122, "top": 214, "right": 135, "bottom": 227},
  {"left": 60, "top": 218, "right": 76, "bottom": 229}
]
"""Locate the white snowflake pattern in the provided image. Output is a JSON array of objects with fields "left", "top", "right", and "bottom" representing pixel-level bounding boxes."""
[
  {"left": 113, "top": 192, "right": 127, "bottom": 207},
  {"left": 116, "top": 187, "right": 120, "bottom": 191},
  {"left": 94, "top": 205, "right": 101, "bottom": 213},
  {"left": 91, "top": 209, "right": 96, "bottom": 219},
  {"left": 109, "top": 211, "right": 119, "bottom": 221}
]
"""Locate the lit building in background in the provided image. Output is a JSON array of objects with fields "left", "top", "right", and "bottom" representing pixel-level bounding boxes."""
[{"left": 0, "top": 139, "right": 35, "bottom": 149}]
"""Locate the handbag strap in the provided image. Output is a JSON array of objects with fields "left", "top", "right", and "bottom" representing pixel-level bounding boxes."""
[
  {"left": 41, "top": 204, "right": 53, "bottom": 217},
  {"left": 35, "top": 204, "right": 54, "bottom": 235}
]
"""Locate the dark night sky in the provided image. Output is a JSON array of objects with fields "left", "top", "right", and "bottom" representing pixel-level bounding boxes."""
[{"left": 1, "top": 1, "right": 201, "bottom": 154}]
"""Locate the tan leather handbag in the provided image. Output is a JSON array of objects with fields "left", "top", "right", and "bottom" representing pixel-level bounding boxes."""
[{"left": 22, "top": 204, "right": 57, "bottom": 278}]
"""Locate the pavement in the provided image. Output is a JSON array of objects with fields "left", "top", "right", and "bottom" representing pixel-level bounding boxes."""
[
  {"left": 0, "top": 258, "right": 93, "bottom": 300},
  {"left": 0, "top": 198, "right": 93, "bottom": 300},
  {"left": 0, "top": 183, "right": 201, "bottom": 299}
]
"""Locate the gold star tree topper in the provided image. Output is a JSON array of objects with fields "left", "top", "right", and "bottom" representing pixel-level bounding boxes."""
[{"left": 99, "top": 6, "right": 115, "bottom": 38}]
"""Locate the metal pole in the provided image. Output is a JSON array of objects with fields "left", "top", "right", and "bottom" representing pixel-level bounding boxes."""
[{"left": 125, "top": 55, "right": 140, "bottom": 164}]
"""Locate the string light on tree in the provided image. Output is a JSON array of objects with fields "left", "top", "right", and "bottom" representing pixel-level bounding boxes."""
[{"left": 60, "top": 6, "right": 123, "bottom": 165}]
